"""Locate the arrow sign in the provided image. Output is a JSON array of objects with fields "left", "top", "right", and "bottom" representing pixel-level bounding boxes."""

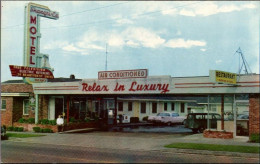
[{"left": 9, "top": 65, "right": 54, "bottom": 79}]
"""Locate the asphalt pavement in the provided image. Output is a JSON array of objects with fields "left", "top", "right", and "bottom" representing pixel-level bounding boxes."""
[{"left": 5, "top": 125, "right": 259, "bottom": 159}]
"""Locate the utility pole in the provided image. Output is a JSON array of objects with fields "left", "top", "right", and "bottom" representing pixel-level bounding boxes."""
[{"left": 105, "top": 43, "right": 108, "bottom": 71}]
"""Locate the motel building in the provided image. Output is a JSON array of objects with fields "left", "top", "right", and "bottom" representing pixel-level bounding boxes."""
[
  {"left": 1, "top": 69, "right": 259, "bottom": 138},
  {"left": 1, "top": 3, "right": 259, "bottom": 139}
]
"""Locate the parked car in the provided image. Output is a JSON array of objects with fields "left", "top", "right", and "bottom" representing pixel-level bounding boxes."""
[
  {"left": 227, "top": 114, "right": 249, "bottom": 120},
  {"left": 148, "top": 112, "right": 169, "bottom": 124},
  {"left": 161, "top": 113, "right": 186, "bottom": 125},
  {"left": 148, "top": 112, "right": 184, "bottom": 125},
  {"left": 184, "top": 113, "right": 221, "bottom": 133}
]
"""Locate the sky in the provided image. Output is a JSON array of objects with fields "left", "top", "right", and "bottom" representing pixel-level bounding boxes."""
[{"left": 1, "top": 1, "right": 259, "bottom": 82}]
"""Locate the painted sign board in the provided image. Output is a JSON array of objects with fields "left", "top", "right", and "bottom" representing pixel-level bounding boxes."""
[
  {"left": 9, "top": 65, "right": 54, "bottom": 79},
  {"left": 209, "top": 70, "right": 237, "bottom": 85},
  {"left": 23, "top": 3, "right": 59, "bottom": 84},
  {"left": 98, "top": 69, "right": 148, "bottom": 80}
]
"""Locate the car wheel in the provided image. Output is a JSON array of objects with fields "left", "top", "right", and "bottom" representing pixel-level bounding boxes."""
[
  {"left": 192, "top": 129, "right": 198, "bottom": 133},
  {"left": 167, "top": 122, "right": 171, "bottom": 126},
  {"left": 198, "top": 127, "right": 205, "bottom": 133}
]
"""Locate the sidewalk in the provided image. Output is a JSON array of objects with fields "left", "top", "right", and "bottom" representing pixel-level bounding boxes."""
[{"left": 6, "top": 131, "right": 260, "bottom": 159}]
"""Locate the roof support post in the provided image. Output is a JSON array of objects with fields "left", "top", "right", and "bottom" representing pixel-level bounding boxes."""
[
  {"left": 221, "top": 94, "right": 224, "bottom": 130},
  {"left": 35, "top": 94, "right": 39, "bottom": 124}
]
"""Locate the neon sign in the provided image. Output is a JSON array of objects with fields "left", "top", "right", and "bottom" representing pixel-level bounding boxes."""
[{"left": 23, "top": 3, "right": 59, "bottom": 84}]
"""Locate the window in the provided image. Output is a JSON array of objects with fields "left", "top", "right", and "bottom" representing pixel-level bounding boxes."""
[
  {"left": 141, "top": 102, "right": 146, "bottom": 113},
  {"left": 23, "top": 99, "right": 29, "bottom": 115},
  {"left": 152, "top": 102, "right": 157, "bottom": 113},
  {"left": 171, "top": 103, "right": 175, "bottom": 111},
  {"left": 181, "top": 103, "right": 185, "bottom": 113},
  {"left": 1, "top": 100, "right": 6, "bottom": 110},
  {"left": 164, "top": 103, "right": 167, "bottom": 111},
  {"left": 172, "top": 113, "right": 179, "bottom": 117},
  {"left": 118, "top": 102, "right": 123, "bottom": 111},
  {"left": 128, "top": 102, "right": 132, "bottom": 111},
  {"left": 210, "top": 105, "right": 217, "bottom": 112}
]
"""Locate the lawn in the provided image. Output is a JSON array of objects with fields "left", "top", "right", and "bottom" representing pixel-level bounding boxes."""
[
  {"left": 6, "top": 133, "right": 45, "bottom": 138},
  {"left": 164, "top": 143, "right": 259, "bottom": 154}
]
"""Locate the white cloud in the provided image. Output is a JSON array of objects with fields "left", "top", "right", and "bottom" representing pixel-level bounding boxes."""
[
  {"left": 108, "top": 35, "right": 125, "bottom": 47},
  {"left": 165, "top": 39, "right": 206, "bottom": 48},
  {"left": 126, "top": 40, "right": 139, "bottom": 47},
  {"left": 179, "top": 9, "right": 196, "bottom": 17},
  {"left": 216, "top": 60, "right": 222, "bottom": 64},
  {"left": 183, "top": 2, "right": 257, "bottom": 17},
  {"left": 200, "top": 48, "right": 206, "bottom": 52},
  {"left": 123, "top": 27, "right": 165, "bottom": 48}
]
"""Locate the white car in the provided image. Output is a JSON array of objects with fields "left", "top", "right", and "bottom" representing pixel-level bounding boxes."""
[
  {"left": 148, "top": 112, "right": 183, "bottom": 124},
  {"left": 161, "top": 113, "right": 186, "bottom": 125}
]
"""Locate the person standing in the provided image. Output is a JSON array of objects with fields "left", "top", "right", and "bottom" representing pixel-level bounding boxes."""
[{"left": 56, "top": 115, "right": 64, "bottom": 133}]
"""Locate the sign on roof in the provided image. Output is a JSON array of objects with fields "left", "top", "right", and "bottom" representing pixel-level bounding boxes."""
[
  {"left": 98, "top": 69, "right": 148, "bottom": 80},
  {"left": 209, "top": 70, "right": 237, "bottom": 85}
]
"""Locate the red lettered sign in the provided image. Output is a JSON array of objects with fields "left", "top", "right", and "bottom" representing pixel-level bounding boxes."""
[{"left": 9, "top": 65, "right": 54, "bottom": 79}]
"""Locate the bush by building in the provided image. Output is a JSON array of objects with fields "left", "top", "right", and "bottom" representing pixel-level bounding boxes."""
[{"left": 250, "top": 133, "right": 259, "bottom": 143}]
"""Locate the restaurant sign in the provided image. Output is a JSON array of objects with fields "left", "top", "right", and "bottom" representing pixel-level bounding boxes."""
[
  {"left": 98, "top": 69, "right": 148, "bottom": 80},
  {"left": 209, "top": 70, "right": 237, "bottom": 85},
  {"left": 9, "top": 65, "right": 54, "bottom": 79}
]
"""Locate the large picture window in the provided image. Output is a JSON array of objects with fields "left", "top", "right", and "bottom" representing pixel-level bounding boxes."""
[
  {"left": 141, "top": 102, "right": 146, "bottom": 113},
  {"left": 23, "top": 99, "right": 29, "bottom": 115},
  {"left": 1, "top": 100, "right": 6, "bottom": 110},
  {"left": 118, "top": 102, "right": 123, "bottom": 111},
  {"left": 181, "top": 103, "right": 185, "bottom": 113},
  {"left": 171, "top": 103, "right": 175, "bottom": 111},
  {"left": 128, "top": 102, "right": 132, "bottom": 111},
  {"left": 164, "top": 103, "right": 167, "bottom": 111},
  {"left": 152, "top": 102, "right": 157, "bottom": 113}
]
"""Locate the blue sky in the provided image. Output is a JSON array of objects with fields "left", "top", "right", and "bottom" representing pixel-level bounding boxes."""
[{"left": 1, "top": 1, "right": 259, "bottom": 82}]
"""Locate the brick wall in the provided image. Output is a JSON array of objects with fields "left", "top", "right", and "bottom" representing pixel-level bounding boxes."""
[
  {"left": 249, "top": 94, "right": 260, "bottom": 135},
  {"left": 203, "top": 130, "right": 233, "bottom": 139},
  {"left": 1, "top": 83, "right": 33, "bottom": 93},
  {"left": 1, "top": 97, "right": 13, "bottom": 127}
]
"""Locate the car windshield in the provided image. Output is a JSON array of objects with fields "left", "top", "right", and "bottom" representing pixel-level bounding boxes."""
[{"left": 172, "top": 113, "right": 179, "bottom": 117}]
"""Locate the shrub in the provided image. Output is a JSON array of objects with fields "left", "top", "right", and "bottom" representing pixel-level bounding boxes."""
[
  {"left": 7, "top": 126, "right": 14, "bottom": 131},
  {"left": 27, "top": 118, "right": 35, "bottom": 124},
  {"left": 40, "top": 129, "right": 44, "bottom": 133},
  {"left": 18, "top": 127, "right": 24, "bottom": 132},
  {"left": 49, "top": 120, "right": 56, "bottom": 125},
  {"left": 142, "top": 116, "right": 148, "bottom": 122},
  {"left": 18, "top": 118, "right": 27, "bottom": 123},
  {"left": 250, "top": 133, "right": 260, "bottom": 143},
  {"left": 40, "top": 119, "right": 49, "bottom": 125},
  {"left": 42, "top": 128, "right": 53, "bottom": 133},
  {"left": 13, "top": 127, "right": 19, "bottom": 131},
  {"left": 85, "top": 118, "right": 91, "bottom": 123},
  {"left": 33, "top": 127, "right": 41, "bottom": 133},
  {"left": 130, "top": 117, "right": 139, "bottom": 123},
  {"left": 69, "top": 117, "right": 76, "bottom": 123}
]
